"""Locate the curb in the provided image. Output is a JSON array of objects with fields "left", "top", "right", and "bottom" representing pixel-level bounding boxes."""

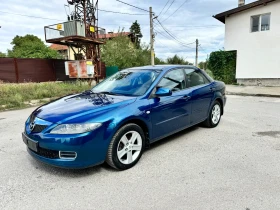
[{"left": 226, "top": 92, "right": 280, "bottom": 98}]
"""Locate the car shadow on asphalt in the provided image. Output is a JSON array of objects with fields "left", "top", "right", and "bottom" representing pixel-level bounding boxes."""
[
  {"left": 147, "top": 125, "right": 200, "bottom": 151},
  {"left": 29, "top": 125, "right": 203, "bottom": 177}
]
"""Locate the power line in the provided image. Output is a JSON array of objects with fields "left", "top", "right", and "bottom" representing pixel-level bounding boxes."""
[
  {"left": 116, "top": 0, "right": 150, "bottom": 13},
  {"left": 155, "top": 19, "right": 196, "bottom": 48},
  {"left": 0, "top": 11, "right": 65, "bottom": 21},
  {"left": 162, "top": 0, "right": 189, "bottom": 22},
  {"left": 154, "top": 25, "right": 195, "bottom": 49},
  {"left": 100, "top": 22, "right": 221, "bottom": 27},
  {"left": 161, "top": 0, "right": 176, "bottom": 17},
  {"left": 98, "top": 9, "right": 147, "bottom": 15},
  {"left": 0, "top": 9, "right": 147, "bottom": 22},
  {"left": 199, "top": 45, "right": 207, "bottom": 53},
  {"left": 158, "top": 0, "right": 171, "bottom": 18},
  {"left": 154, "top": 27, "right": 171, "bottom": 40},
  {"left": 154, "top": 36, "right": 175, "bottom": 52},
  {"left": 155, "top": 19, "right": 197, "bottom": 46}
]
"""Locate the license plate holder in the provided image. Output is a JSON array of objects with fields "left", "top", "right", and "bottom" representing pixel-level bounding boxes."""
[{"left": 22, "top": 133, "right": 38, "bottom": 152}]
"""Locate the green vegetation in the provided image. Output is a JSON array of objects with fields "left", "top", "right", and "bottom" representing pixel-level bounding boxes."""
[
  {"left": 198, "top": 61, "right": 208, "bottom": 70},
  {"left": 7, "top": 34, "right": 62, "bottom": 59},
  {"left": 0, "top": 52, "right": 6, "bottom": 57},
  {"left": 130, "top": 20, "right": 143, "bottom": 48},
  {"left": 0, "top": 81, "right": 89, "bottom": 111},
  {"left": 101, "top": 35, "right": 193, "bottom": 69},
  {"left": 101, "top": 34, "right": 151, "bottom": 69},
  {"left": 205, "top": 69, "right": 214, "bottom": 79},
  {"left": 208, "top": 50, "right": 237, "bottom": 84},
  {"left": 166, "top": 55, "right": 192, "bottom": 65}
]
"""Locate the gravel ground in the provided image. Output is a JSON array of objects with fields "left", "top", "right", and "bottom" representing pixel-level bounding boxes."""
[{"left": 0, "top": 95, "right": 280, "bottom": 210}]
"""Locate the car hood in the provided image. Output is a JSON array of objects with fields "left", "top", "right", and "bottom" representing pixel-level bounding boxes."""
[{"left": 33, "top": 92, "right": 136, "bottom": 123}]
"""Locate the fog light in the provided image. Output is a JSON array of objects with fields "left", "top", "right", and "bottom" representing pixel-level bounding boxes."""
[{"left": 59, "top": 151, "right": 77, "bottom": 159}]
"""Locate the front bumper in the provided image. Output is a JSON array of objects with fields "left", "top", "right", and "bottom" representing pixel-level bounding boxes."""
[{"left": 23, "top": 118, "right": 111, "bottom": 169}]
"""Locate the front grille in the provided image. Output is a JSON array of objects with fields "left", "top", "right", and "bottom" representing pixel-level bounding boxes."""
[
  {"left": 33, "top": 147, "right": 59, "bottom": 159},
  {"left": 32, "top": 124, "right": 48, "bottom": 133}
]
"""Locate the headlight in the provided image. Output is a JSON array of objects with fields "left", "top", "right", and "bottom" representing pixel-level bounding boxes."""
[{"left": 50, "top": 123, "right": 102, "bottom": 134}]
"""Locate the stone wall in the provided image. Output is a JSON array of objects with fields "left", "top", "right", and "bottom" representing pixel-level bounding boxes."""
[{"left": 237, "top": 78, "right": 280, "bottom": 87}]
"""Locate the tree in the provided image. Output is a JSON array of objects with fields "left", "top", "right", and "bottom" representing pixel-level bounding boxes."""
[
  {"left": 0, "top": 52, "right": 6, "bottom": 58},
  {"left": 130, "top": 21, "right": 142, "bottom": 48},
  {"left": 198, "top": 61, "right": 207, "bottom": 69},
  {"left": 7, "top": 34, "right": 62, "bottom": 59},
  {"left": 155, "top": 57, "right": 166, "bottom": 65},
  {"left": 101, "top": 34, "right": 150, "bottom": 69},
  {"left": 166, "top": 54, "right": 192, "bottom": 65}
]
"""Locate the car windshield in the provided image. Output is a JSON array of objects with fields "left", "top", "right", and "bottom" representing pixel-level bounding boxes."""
[{"left": 92, "top": 69, "right": 160, "bottom": 96}]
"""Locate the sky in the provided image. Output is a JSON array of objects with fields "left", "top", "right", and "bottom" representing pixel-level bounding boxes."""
[{"left": 0, "top": 0, "right": 256, "bottom": 63}]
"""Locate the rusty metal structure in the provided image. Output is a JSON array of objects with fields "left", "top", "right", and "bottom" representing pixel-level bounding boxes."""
[{"left": 44, "top": 0, "right": 106, "bottom": 82}]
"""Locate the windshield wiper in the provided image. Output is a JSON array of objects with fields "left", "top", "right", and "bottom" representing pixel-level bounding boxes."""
[{"left": 97, "top": 91, "right": 121, "bottom": 96}]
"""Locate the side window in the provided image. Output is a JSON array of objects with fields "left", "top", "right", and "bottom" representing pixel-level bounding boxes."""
[
  {"left": 158, "top": 69, "right": 185, "bottom": 92},
  {"left": 184, "top": 69, "right": 209, "bottom": 88}
]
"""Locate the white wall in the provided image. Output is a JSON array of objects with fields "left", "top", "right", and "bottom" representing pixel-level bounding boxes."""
[{"left": 225, "top": 1, "right": 280, "bottom": 79}]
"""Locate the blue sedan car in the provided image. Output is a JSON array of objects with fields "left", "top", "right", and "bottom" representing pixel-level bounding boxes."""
[{"left": 23, "top": 65, "right": 226, "bottom": 170}]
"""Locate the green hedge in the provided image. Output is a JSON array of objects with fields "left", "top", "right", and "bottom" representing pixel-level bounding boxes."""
[{"left": 208, "top": 50, "right": 237, "bottom": 84}]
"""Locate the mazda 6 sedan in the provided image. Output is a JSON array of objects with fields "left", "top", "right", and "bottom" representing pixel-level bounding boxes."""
[{"left": 23, "top": 65, "right": 226, "bottom": 170}]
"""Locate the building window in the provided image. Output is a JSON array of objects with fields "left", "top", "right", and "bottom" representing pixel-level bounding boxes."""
[
  {"left": 251, "top": 13, "right": 271, "bottom": 32},
  {"left": 261, "top": 14, "right": 270, "bottom": 31}
]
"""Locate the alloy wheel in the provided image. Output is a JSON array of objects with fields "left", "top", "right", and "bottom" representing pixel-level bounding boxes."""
[
  {"left": 117, "top": 131, "right": 142, "bottom": 165},
  {"left": 211, "top": 104, "right": 221, "bottom": 125}
]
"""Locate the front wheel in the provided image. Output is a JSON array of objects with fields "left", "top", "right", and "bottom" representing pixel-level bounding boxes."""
[
  {"left": 203, "top": 101, "right": 222, "bottom": 128},
  {"left": 106, "top": 123, "right": 145, "bottom": 170}
]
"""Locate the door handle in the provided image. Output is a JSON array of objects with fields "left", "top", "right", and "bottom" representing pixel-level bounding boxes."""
[{"left": 183, "top": 95, "right": 191, "bottom": 100}]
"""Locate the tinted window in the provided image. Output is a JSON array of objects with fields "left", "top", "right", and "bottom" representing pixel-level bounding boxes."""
[
  {"left": 184, "top": 69, "right": 209, "bottom": 88},
  {"left": 158, "top": 69, "right": 185, "bottom": 92}
]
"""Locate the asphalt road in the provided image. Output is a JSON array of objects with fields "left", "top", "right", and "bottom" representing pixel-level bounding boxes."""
[{"left": 0, "top": 95, "right": 280, "bottom": 210}]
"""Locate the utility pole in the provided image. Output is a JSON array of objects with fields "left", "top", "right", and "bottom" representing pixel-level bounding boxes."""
[
  {"left": 205, "top": 54, "right": 209, "bottom": 70},
  {"left": 195, "top": 39, "right": 199, "bottom": 67},
  {"left": 150, "top": 7, "right": 155, "bottom": 66}
]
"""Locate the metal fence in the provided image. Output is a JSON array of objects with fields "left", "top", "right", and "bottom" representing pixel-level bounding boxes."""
[{"left": 0, "top": 58, "right": 106, "bottom": 83}]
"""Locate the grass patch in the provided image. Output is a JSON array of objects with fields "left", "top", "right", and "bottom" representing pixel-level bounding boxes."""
[{"left": 0, "top": 81, "right": 90, "bottom": 111}]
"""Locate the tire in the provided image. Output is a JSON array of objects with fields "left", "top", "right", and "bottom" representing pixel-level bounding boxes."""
[
  {"left": 203, "top": 101, "right": 222, "bottom": 128},
  {"left": 106, "top": 123, "right": 145, "bottom": 170}
]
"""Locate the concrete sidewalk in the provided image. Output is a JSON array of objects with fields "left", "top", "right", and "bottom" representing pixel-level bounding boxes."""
[{"left": 226, "top": 85, "right": 280, "bottom": 98}]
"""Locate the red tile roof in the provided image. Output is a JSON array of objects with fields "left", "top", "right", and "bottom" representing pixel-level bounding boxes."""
[
  {"left": 49, "top": 44, "right": 68, "bottom": 50},
  {"left": 99, "top": 32, "right": 132, "bottom": 39}
]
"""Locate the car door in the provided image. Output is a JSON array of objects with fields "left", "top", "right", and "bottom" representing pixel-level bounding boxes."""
[
  {"left": 149, "top": 68, "right": 192, "bottom": 141},
  {"left": 184, "top": 68, "right": 214, "bottom": 125}
]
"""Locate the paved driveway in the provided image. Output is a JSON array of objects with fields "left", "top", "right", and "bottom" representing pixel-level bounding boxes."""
[{"left": 0, "top": 96, "right": 280, "bottom": 210}]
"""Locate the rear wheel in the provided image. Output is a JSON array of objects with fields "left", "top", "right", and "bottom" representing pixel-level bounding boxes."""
[
  {"left": 203, "top": 101, "right": 222, "bottom": 128},
  {"left": 106, "top": 123, "right": 145, "bottom": 170}
]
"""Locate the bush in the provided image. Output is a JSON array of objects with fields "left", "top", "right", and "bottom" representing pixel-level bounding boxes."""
[
  {"left": 208, "top": 50, "right": 237, "bottom": 84},
  {"left": 205, "top": 69, "right": 214, "bottom": 79}
]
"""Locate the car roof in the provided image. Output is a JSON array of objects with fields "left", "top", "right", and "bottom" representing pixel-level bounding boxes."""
[{"left": 127, "top": 65, "right": 198, "bottom": 72}]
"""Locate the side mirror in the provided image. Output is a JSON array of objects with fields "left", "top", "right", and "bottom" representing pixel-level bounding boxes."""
[{"left": 155, "top": 87, "right": 172, "bottom": 97}]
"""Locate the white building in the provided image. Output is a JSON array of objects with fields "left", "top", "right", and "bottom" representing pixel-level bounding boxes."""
[{"left": 214, "top": 0, "right": 280, "bottom": 86}]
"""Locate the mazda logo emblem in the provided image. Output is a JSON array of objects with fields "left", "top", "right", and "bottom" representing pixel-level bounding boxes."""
[{"left": 29, "top": 122, "right": 35, "bottom": 131}]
